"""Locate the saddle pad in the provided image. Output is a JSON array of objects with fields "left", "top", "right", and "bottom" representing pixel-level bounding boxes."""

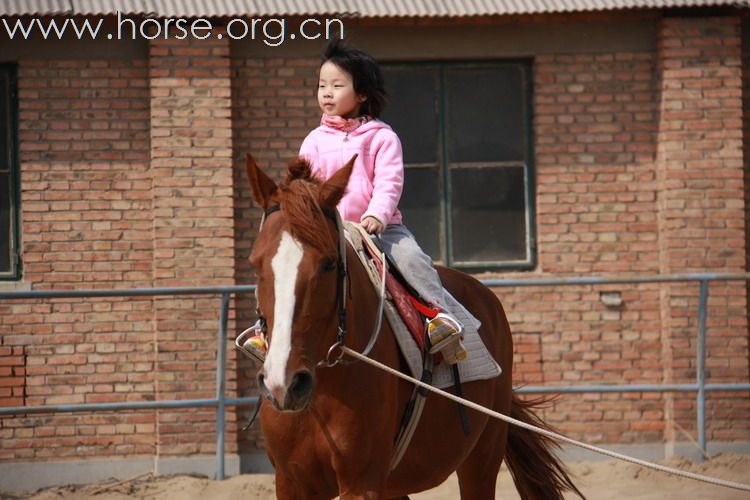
[
  {"left": 344, "top": 225, "right": 502, "bottom": 389},
  {"left": 389, "top": 289, "right": 502, "bottom": 389}
]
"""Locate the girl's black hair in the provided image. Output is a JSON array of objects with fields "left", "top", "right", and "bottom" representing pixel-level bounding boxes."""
[{"left": 321, "top": 39, "right": 387, "bottom": 118}]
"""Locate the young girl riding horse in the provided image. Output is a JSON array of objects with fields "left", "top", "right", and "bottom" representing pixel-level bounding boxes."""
[{"left": 298, "top": 39, "right": 470, "bottom": 359}]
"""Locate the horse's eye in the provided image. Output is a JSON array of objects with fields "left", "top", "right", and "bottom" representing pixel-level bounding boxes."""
[{"left": 322, "top": 258, "right": 337, "bottom": 273}]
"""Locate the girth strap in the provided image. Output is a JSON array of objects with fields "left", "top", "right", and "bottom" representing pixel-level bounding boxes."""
[{"left": 390, "top": 352, "right": 433, "bottom": 471}]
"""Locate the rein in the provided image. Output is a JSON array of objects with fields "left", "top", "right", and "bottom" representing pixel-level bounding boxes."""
[
  {"left": 256, "top": 203, "right": 386, "bottom": 369},
  {"left": 323, "top": 205, "right": 350, "bottom": 367}
]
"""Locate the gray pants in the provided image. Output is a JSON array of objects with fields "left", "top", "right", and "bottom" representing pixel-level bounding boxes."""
[{"left": 377, "top": 224, "right": 448, "bottom": 310}]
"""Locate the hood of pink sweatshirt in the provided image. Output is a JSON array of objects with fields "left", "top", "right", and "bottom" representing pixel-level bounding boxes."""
[{"left": 299, "top": 119, "right": 404, "bottom": 226}]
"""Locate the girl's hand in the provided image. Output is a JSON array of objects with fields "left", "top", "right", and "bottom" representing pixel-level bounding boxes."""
[{"left": 361, "top": 216, "right": 384, "bottom": 234}]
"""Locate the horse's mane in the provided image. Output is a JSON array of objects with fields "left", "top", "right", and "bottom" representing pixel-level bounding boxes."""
[{"left": 277, "top": 158, "right": 338, "bottom": 257}]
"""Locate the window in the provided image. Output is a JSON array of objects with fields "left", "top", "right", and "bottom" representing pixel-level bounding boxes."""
[
  {"left": 0, "top": 65, "right": 19, "bottom": 280},
  {"left": 381, "top": 62, "right": 534, "bottom": 270}
]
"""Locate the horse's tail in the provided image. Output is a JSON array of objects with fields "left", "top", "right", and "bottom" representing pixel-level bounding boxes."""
[{"left": 504, "top": 394, "right": 585, "bottom": 500}]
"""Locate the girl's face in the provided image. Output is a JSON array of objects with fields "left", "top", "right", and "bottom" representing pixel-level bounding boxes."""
[{"left": 317, "top": 61, "right": 366, "bottom": 118}]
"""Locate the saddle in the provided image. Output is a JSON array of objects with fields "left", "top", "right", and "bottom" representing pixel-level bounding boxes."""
[{"left": 344, "top": 222, "right": 467, "bottom": 365}]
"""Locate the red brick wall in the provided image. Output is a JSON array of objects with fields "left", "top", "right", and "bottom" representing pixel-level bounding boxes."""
[
  {"left": 18, "top": 60, "right": 152, "bottom": 289},
  {"left": 2, "top": 38, "right": 243, "bottom": 462},
  {"left": 506, "top": 49, "right": 667, "bottom": 443},
  {"left": 0, "top": 59, "right": 158, "bottom": 460},
  {"left": 654, "top": 16, "right": 749, "bottom": 443},
  {"left": 0, "top": 61, "right": 162, "bottom": 459},
  {"left": 0, "top": 346, "right": 25, "bottom": 409},
  {"left": 502, "top": 17, "right": 747, "bottom": 445},
  {"left": 149, "top": 33, "right": 239, "bottom": 456}
]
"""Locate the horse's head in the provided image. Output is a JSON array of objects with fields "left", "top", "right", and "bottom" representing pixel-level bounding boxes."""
[{"left": 246, "top": 153, "right": 355, "bottom": 412}]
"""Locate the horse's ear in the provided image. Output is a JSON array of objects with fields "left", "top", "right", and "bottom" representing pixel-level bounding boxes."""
[
  {"left": 319, "top": 154, "right": 356, "bottom": 209},
  {"left": 246, "top": 153, "right": 278, "bottom": 210}
]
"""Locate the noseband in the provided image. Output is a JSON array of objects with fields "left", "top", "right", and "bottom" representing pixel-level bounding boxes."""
[{"left": 257, "top": 203, "right": 350, "bottom": 367}]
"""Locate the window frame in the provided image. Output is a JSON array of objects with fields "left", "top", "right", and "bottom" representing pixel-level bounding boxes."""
[
  {"left": 0, "top": 64, "right": 20, "bottom": 281},
  {"left": 382, "top": 60, "right": 536, "bottom": 271}
]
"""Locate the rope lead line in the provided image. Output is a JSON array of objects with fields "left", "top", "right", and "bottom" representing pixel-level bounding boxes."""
[{"left": 340, "top": 346, "right": 750, "bottom": 493}]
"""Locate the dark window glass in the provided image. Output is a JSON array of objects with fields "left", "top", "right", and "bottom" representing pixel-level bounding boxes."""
[
  {"left": 0, "top": 174, "right": 9, "bottom": 272},
  {"left": 0, "top": 66, "right": 17, "bottom": 278},
  {"left": 382, "top": 62, "right": 533, "bottom": 269},
  {"left": 0, "top": 74, "right": 6, "bottom": 161},
  {"left": 400, "top": 166, "right": 441, "bottom": 260},
  {"left": 445, "top": 66, "right": 524, "bottom": 163},
  {"left": 450, "top": 166, "right": 527, "bottom": 262},
  {"left": 381, "top": 67, "right": 439, "bottom": 164}
]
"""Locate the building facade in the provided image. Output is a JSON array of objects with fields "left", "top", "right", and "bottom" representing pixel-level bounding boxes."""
[{"left": 1, "top": 1, "right": 748, "bottom": 488}]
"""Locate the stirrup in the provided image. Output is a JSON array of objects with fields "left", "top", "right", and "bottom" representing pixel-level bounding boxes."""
[
  {"left": 235, "top": 321, "right": 267, "bottom": 363},
  {"left": 427, "top": 313, "right": 468, "bottom": 364},
  {"left": 427, "top": 313, "right": 463, "bottom": 352}
]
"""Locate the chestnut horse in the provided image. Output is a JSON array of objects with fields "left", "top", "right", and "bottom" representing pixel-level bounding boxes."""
[{"left": 246, "top": 154, "right": 582, "bottom": 499}]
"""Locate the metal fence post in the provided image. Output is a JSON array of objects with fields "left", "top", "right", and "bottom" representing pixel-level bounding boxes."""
[
  {"left": 215, "top": 293, "right": 230, "bottom": 480},
  {"left": 696, "top": 280, "right": 708, "bottom": 461}
]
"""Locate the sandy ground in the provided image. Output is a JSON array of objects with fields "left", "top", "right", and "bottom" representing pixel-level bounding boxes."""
[{"left": 7, "top": 453, "right": 748, "bottom": 499}]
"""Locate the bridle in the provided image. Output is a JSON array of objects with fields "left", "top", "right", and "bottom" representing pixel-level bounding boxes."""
[{"left": 256, "top": 202, "right": 351, "bottom": 368}]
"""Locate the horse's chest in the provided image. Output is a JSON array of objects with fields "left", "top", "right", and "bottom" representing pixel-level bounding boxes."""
[{"left": 264, "top": 409, "right": 385, "bottom": 471}]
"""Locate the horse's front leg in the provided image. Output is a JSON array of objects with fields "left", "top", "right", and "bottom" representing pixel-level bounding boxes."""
[
  {"left": 336, "top": 460, "right": 391, "bottom": 499},
  {"left": 275, "top": 469, "right": 334, "bottom": 500}
]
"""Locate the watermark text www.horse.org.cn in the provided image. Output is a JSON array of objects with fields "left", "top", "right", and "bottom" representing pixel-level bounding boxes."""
[{"left": 2, "top": 12, "right": 345, "bottom": 46}]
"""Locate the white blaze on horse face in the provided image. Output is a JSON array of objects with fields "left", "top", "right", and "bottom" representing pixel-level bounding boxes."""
[{"left": 264, "top": 231, "right": 304, "bottom": 393}]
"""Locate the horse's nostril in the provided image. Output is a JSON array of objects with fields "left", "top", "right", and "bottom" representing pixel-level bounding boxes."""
[
  {"left": 289, "top": 370, "right": 314, "bottom": 401},
  {"left": 257, "top": 372, "right": 271, "bottom": 400}
]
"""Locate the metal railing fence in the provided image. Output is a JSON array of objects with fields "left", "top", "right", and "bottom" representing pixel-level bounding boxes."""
[
  {"left": 0, "top": 284, "right": 257, "bottom": 481},
  {"left": 1, "top": 273, "right": 749, "bottom": 477}
]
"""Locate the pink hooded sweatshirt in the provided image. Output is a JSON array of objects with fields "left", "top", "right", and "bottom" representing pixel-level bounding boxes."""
[{"left": 299, "top": 118, "right": 404, "bottom": 227}]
